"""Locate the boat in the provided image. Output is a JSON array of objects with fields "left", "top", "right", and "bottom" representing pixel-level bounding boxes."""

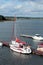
[
  {"left": 10, "top": 20, "right": 31, "bottom": 54},
  {"left": 10, "top": 38, "right": 31, "bottom": 54},
  {"left": 32, "top": 43, "right": 43, "bottom": 55},
  {"left": 0, "top": 41, "right": 10, "bottom": 47},
  {"left": 20, "top": 34, "right": 43, "bottom": 41},
  {"left": 33, "top": 34, "right": 43, "bottom": 41}
]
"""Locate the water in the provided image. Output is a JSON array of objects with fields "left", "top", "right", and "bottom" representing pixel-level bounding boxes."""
[{"left": 0, "top": 19, "right": 43, "bottom": 65}]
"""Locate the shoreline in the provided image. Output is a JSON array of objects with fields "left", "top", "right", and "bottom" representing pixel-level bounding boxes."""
[{"left": 0, "top": 16, "right": 43, "bottom": 21}]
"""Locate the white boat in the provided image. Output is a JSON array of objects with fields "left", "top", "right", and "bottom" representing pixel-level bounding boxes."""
[
  {"left": 20, "top": 34, "right": 43, "bottom": 41},
  {"left": 10, "top": 38, "right": 31, "bottom": 54},
  {"left": 33, "top": 34, "right": 43, "bottom": 41}
]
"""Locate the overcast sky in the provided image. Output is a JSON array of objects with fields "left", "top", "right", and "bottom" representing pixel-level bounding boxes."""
[{"left": 0, "top": 0, "right": 43, "bottom": 17}]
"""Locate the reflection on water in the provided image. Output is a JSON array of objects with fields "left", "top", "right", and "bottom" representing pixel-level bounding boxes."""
[{"left": 33, "top": 39, "right": 43, "bottom": 43}]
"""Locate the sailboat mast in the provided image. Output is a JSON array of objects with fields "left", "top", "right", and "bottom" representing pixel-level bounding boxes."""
[
  {"left": 14, "top": 21, "right": 16, "bottom": 40},
  {"left": 11, "top": 17, "right": 16, "bottom": 40}
]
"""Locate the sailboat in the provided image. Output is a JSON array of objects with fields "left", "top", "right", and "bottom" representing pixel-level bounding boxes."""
[{"left": 10, "top": 19, "right": 31, "bottom": 54}]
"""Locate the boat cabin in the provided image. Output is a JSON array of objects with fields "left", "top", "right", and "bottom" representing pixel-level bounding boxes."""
[{"left": 35, "top": 34, "right": 41, "bottom": 37}]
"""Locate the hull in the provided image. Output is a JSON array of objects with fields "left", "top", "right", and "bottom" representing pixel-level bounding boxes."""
[
  {"left": 10, "top": 44, "right": 31, "bottom": 54},
  {"left": 32, "top": 36, "right": 43, "bottom": 41}
]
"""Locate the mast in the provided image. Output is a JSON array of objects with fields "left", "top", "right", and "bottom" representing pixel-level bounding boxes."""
[{"left": 11, "top": 17, "right": 16, "bottom": 40}]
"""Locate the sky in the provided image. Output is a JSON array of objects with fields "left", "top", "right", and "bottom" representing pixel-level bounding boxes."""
[{"left": 0, "top": 0, "right": 43, "bottom": 17}]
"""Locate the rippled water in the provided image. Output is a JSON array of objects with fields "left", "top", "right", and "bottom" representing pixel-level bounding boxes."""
[{"left": 0, "top": 19, "right": 43, "bottom": 65}]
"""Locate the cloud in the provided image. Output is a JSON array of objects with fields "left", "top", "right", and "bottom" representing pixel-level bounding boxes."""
[
  {"left": 14, "top": 5, "right": 22, "bottom": 9},
  {"left": 0, "top": 0, "right": 43, "bottom": 17}
]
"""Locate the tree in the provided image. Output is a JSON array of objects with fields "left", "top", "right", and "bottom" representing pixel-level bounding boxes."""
[{"left": 0, "top": 15, "right": 6, "bottom": 20}]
